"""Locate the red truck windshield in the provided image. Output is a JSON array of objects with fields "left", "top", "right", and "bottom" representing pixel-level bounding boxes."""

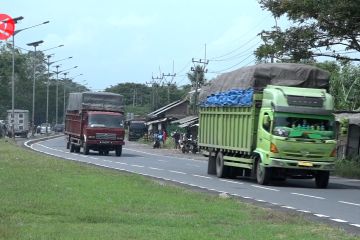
[{"left": 88, "top": 114, "right": 124, "bottom": 128}]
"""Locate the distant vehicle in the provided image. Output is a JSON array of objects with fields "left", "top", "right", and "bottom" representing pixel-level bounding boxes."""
[
  {"left": 128, "top": 120, "right": 147, "bottom": 141},
  {"left": 40, "top": 123, "right": 51, "bottom": 134},
  {"left": 53, "top": 124, "right": 65, "bottom": 133},
  {"left": 65, "top": 92, "right": 125, "bottom": 156},
  {"left": 6, "top": 109, "right": 29, "bottom": 138}
]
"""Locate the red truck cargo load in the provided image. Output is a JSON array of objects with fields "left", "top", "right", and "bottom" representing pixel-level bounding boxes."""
[{"left": 65, "top": 92, "right": 125, "bottom": 156}]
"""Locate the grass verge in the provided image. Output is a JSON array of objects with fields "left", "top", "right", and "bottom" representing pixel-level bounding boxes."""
[
  {"left": 334, "top": 159, "right": 360, "bottom": 179},
  {"left": 0, "top": 139, "right": 357, "bottom": 239}
]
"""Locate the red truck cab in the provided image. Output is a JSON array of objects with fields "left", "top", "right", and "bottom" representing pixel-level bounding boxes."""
[
  {"left": 65, "top": 92, "right": 125, "bottom": 156},
  {"left": 82, "top": 111, "right": 125, "bottom": 156}
]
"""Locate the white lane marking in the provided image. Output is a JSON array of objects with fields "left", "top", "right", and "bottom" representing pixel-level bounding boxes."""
[
  {"left": 124, "top": 147, "right": 204, "bottom": 163},
  {"left": 270, "top": 202, "right": 279, "bottom": 205},
  {"left": 242, "top": 196, "right": 253, "bottom": 199},
  {"left": 102, "top": 159, "right": 113, "bottom": 163},
  {"left": 282, "top": 206, "right": 295, "bottom": 209},
  {"left": 169, "top": 170, "right": 186, "bottom": 175},
  {"left": 118, "top": 162, "right": 128, "bottom": 166},
  {"left": 220, "top": 179, "right": 244, "bottom": 185},
  {"left": 297, "top": 210, "right": 311, "bottom": 213},
  {"left": 251, "top": 185, "right": 279, "bottom": 191},
  {"left": 186, "top": 164, "right": 201, "bottom": 168},
  {"left": 314, "top": 214, "right": 329, "bottom": 218},
  {"left": 149, "top": 167, "right": 163, "bottom": 171},
  {"left": 346, "top": 179, "right": 360, "bottom": 182},
  {"left": 157, "top": 159, "right": 168, "bottom": 163},
  {"left": 192, "top": 174, "right": 212, "bottom": 179},
  {"left": 351, "top": 224, "right": 360, "bottom": 228},
  {"left": 89, "top": 157, "right": 99, "bottom": 160},
  {"left": 131, "top": 164, "right": 144, "bottom": 168},
  {"left": 37, "top": 143, "right": 65, "bottom": 153},
  {"left": 291, "top": 192, "right": 325, "bottom": 200},
  {"left": 338, "top": 201, "right": 360, "bottom": 207},
  {"left": 331, "top": 219, "right": 348, "bottom": 223},
  {"left": 255, "top": 199, "right": 265, "bottom": 202}
]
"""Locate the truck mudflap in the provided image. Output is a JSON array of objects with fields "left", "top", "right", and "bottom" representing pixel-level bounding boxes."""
[{"left": 268, "top": 157, "right": 335, "bottom": 171}]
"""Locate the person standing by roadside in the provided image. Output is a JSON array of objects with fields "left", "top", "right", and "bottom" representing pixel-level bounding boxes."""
[
  {"left": 173, "top": 131, "right": 180, "bottom": 149},
  {"left": 162, "top": 129, "right": 167, "bottom": 144}
]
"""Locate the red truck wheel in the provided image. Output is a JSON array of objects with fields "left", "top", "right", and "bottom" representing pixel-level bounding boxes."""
[
  {"left": 83, "top": 143, "right": 89, "bottom": 155},
  {"left": 116, "top": 146, "right": 122, "bottom": 156}
]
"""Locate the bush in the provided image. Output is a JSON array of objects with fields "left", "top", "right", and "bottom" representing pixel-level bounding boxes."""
[{"left": 334, "top": 159, "right": 360, "bottom": 179}]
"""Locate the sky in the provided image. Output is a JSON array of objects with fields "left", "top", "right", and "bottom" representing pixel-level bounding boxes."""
[{"left": 1, "top": 0, "right": 283, "bottom": 91}]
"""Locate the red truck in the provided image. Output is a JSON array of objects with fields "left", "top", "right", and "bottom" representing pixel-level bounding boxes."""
[{"left": 65, "top": 92, "right": 125, "bottom": 156}]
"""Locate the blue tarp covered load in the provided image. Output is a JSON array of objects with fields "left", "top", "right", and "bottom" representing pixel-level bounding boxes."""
[{"left": 201, "top": 88, "right": 253, "bottom": 107}]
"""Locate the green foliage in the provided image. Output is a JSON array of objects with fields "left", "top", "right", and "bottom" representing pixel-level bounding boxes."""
[
  {"left": 257, "top": 0, "right": 360, "bottom": 62},
  {"left": 0, "top": 43, "right": 88, "bottom": 124},
  {"left": 335, "top": 159, "right": 360, "bottom": 179},
  {"left": 315, "top": 61, "right": 360, "bottom": 111}
]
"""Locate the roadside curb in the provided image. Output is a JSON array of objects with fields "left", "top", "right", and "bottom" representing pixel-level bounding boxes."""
[{"left": 24, "top": 134, "right": 64, "bottom": 148}]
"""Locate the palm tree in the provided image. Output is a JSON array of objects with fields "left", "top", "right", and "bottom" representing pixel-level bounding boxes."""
[{"left": 187, "top": 65, "right": 206, "bottom": 114}]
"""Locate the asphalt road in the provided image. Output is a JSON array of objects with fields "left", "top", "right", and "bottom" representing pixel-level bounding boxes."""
[{"left": 26, "top": 136, "right": 360, "bottom": 234}]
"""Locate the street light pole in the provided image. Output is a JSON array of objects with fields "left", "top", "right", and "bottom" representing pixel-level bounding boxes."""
[
  {"left": 63, "top": 72, "right": 68, "bottom": 124},
  {"left": 10, "top": 16, "right": 24, "bottom": 139},
  {"left": 62, "top": 72, "right": 83, "bottom": 124},
  {"left": 27, "top": 40, "right": 44, "bottom": 136},
  {"left": 52, "top": 58, "right": 73, "bottom": 124}
]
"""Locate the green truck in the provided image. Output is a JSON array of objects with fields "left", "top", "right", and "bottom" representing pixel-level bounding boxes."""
[{"left": 199, "top": 63, "right": 336, "bottom": 188}]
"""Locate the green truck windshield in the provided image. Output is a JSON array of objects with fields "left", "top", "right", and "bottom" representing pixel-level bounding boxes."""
[
  {"left": 88, "top": 114, "right": 124, "bottom": 128},
  {"left": 272, "top": 114, "right": 334, "bottom": 140}
]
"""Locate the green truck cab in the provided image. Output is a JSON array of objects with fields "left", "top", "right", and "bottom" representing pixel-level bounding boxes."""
[{"left": 199, "top": 64, "right": 336, "bottom": 188}]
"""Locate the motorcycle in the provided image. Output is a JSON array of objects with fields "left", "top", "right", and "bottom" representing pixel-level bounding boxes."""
[{"left": 153, "top": 134, "right": 162, "bottom": 148}]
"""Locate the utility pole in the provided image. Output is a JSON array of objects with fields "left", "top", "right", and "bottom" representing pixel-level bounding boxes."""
[
  {"left": 191, "top": 44, "right": 209, "bottom": 114},
  {"left": 146, "top": 75, "right": 163, "bottom": 111},
  {"left": 163, "top": 60, "right": 176, "bottom": 104},
  {"left": 132, "top": 88, "right": 136, "bottom": 107}
]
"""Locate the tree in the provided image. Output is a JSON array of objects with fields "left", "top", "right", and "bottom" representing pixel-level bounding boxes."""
[
  {"left": 187, "top": 65, "right": 206, "bottom": 113},
  {"left": 256, "top": 0, "right": 360, "bottom": 62},
  {"left": 316, "top": 61, "right": 360, "bottom": 111}
]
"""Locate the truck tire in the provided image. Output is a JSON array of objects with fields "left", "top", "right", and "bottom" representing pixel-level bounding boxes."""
[
  {"left": 256, "top": 159, "right": 271, "bottom": 185},
  {"left": 116, "top": 146, "right": 122, "bottom": 157},
  {"left": 83, "top": 143, "right": 89, "bottom": 155},
  {"left": 216, "top": 152, "right": 229, "bottom": 178},
  {"left": 75, "top": 146, "right": 81, "bottom": 153},
  {"left": 315, "top": 171, "right": 329, "bottom": 188},
  {"left": 207, "top": 153, "right": 216, "bottom": 175},
  {"left": 66, "top": 141, "right": 70, "bottom": 149},
  {"left": 70, "top": 143, "right": 75, "bottom": 153}
]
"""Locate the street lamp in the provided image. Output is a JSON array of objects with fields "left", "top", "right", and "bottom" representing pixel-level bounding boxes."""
[
  {"left": 4, "top": 17, "right": 49, "bottom": 139},
  {"left": 53, "top": 59, "right": 73, "bottom": 124},
  {"left": 44, "top": 54, "right": 72, "bottom": 131},
  {"left": 27, "top": 40, "right": 44, "bottom": 136}
]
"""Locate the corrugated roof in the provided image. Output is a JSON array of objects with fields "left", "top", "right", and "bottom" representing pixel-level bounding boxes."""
[
  {"left": 335, "top": 113, "right": 360, "bottom": 126},
  {"left": 148, "top": 99, "right": 187, "bottom": 117},
  {"left": 171, "top": 115, "right": 198, "bottom": 124}
]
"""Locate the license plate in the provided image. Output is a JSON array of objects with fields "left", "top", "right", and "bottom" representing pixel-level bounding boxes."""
[
  {"left": 100, "top": 141, "right": 110, "bottom": 144},
  {"left": 298, "top": 161, "right": 313, "bottom": 167}
]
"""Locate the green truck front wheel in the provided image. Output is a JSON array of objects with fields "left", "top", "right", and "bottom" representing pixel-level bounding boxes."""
[
  {"left": 315, "top": 171, "right": 329, "bottom": 188},
  {"left": 256, "top": 159, "right": 271, "bottom": 185}
]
